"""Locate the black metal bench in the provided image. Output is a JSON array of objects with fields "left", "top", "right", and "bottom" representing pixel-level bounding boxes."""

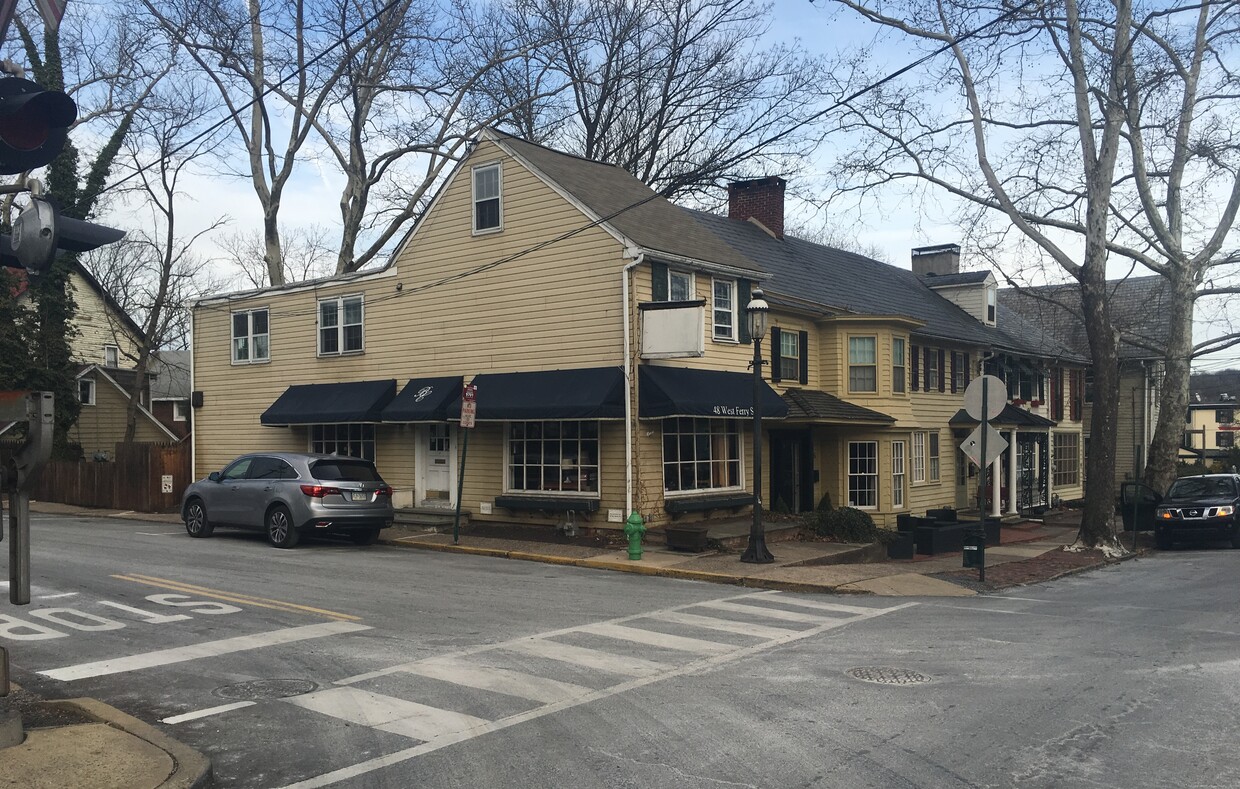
[
  {"left": 664, "top": 493, "right": 754, "bottom": 519},
  {"left": 493, "top": 495, "right": 600, "bottom": 517}
]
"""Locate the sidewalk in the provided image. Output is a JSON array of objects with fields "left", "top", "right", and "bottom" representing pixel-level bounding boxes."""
[{"left": 2, "top": 502, "right": 1139, "bottom": 788}]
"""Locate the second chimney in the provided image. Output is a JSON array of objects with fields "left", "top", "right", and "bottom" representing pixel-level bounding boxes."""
[
  {"left": 911, "top": 243, "right": 961, "bottom": 276},
  {"left": 728, "top": 177, "right": 786, "bottom": 239}
]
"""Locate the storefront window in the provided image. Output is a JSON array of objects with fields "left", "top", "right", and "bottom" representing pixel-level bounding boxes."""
[
  {"left": 663, "top": 418, "right": 741, "bottom": 493},
  {"left": 508, "top": 421, "right": 599, "bottom": 494},
  {"left": 311, "top": 424, "right": 375, "bottom": 462}
]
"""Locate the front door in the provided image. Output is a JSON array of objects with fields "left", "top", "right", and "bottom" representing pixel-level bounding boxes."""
[
  {"left": 769, "top": 430, "right": 814, "bottom": 513},
  {"left": 416, "top": 424, "right": 454, "bottom": 507}
]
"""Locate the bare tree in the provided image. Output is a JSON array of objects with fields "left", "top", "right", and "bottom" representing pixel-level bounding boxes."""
[
  {"left": 492, "top": 0, "right": 828, "bottom": 203},
  {"left": 816, "top": 0, "right": 1139, "bottom": 548},
  {"left": 215, "top": 225, "right": 336, "bottom": 289}
]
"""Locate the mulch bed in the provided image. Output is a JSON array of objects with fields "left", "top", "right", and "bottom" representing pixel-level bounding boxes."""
[{"left": 934, "top": 547, "right": 1115, "bottom": 592}]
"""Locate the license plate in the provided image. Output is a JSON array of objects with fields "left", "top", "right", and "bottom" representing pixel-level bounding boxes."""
[{"left": 350, "top": 492, "right": 369, "bottom": 502}]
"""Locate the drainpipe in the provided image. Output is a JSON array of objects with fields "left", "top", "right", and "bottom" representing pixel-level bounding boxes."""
[
  {"left": 621, "top": 251, "right": 645, "bottom": 515},
  {"left": 188, "top": 310, "right": 196, "bottom": 483}
]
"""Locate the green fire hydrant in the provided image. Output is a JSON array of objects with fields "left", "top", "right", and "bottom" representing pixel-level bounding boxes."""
[{"left": 624, "top": 511, "right": 646, "bottom": 561}]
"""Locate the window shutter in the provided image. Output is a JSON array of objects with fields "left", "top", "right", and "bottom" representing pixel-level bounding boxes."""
[
  {"left": 770, "top": 327, "right": 783, "bottom": 382},
  {"left": 651, "top": 261, "right": 668, "bottom": 302},
  {"left": 738, "top": 279, "right": 751, "bottom": 343},
  {"left": 911, "top": 345, "right": 920, "bottom": 391},
  {"left": 1038, "top": 369, "right": 1045, "bottom": 401},
  {"left": 938, "top": 349, "right": 946, "bottom": 393},
  {"left": 1070, "top": 370, "right": 1081, "bottom": 421},
  {"left": 1051, "top": 369, "right": 1062, "bottom": 420},
  {"left": 799, "top": 330, "right": 809, "bottom": 385},
  {"left": 950, "top": 352, "right": 959, "bottom": 394},
  {"left": 923, "top": 347, "right": 931, "bottom": 391},
  {"left": 963, "top": 353, "right": 971, "bottom": 386}
]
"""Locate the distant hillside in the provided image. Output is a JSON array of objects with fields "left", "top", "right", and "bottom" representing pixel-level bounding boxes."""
[{"left": 1190, "top": 369, "right": 1240, "bottom": 402}]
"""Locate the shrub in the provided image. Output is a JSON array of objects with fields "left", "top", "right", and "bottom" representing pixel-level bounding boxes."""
[{"left": 802, "top": 506, "right": 893, "bottom": 544}]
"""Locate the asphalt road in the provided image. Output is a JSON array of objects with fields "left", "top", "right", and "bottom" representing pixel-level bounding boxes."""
[{"left": 6, "top": 512, "right": 1239, "bottom": 788}]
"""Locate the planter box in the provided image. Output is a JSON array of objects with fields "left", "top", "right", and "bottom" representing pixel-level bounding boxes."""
[
  {"left": 886, "top": 532, "right": 916, "bottom": 560},
  {"left": 926, "top": 508, "right": 957, "bottom": 523},
  {"left": 896, "top": 514, "right": 912, "bottom": 532},
  {"left": 664, "top": 524, "right": 710, "bottom": 552},
  {"left": 915, "top": 524, "right": 966, "bottom": 555}
]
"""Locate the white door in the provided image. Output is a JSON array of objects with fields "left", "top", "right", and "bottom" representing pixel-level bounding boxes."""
[{"left": 417, "top": 424, "right": 454, "bottom": 507}]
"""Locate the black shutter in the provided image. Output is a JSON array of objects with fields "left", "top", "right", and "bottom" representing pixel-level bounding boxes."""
[
  {"left": 950, "top": 352, "right": 958, "bottom": 394},
  {"left": 770, "top": 327, "right": 783, "bottom": 382},
  {"left": 799, "top": 330, "right": 809, "bottom": 385},
  {"left": 738, "top": 279, "right": 751, "bottom": 344},
  {"left": 911, "top": 345, "right": 920, "bottom": 391},
  {"left": 651, "top": 261, "right": 668, "bottom": 301},
  {"left": 938, "top": 349, "right": 946, "bottom": 393},
  {"left": 1037, "top": 369, "right": 1045, "bottom": 401},
  {"left": 924, "top": 347, "right": 931, "bottom": 391},
  {"left": 964, "top": 353, "right": 971, "bottom": 386}
]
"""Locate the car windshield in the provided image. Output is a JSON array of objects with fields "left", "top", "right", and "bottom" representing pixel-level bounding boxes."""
[
  {"left": 310, "top": 459, "right": 382, "bottom": 482},
  {"left": 1167, "top": 477, "right": 1235, "bottom": 498}
]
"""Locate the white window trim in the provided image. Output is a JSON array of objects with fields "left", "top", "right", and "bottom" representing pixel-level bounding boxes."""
[
  {"left": 892, "top": 440, "right": 906, "bottom": 509},
  {"left": 173, "top": 401, "right": 188, "bottom": 422},
  {"left": 929, "top": 431, "right": 940, "bottom": 482},
  {"left": 231, "top": 307, "right": 271, "bottom": 365},
  {"left": 892, "top": 337, "right": 906, "bottom": 395},
  {"left": 667, "top": 269, "right": 694, "bottom": 302},
  {"left": 503, "top": 420, "right": 603, "bottom": 497},
  {"left": 912, "top": 431, "right": 927, "bottom": 484},
  {"left": 78, "top": 378, "right": 96, "bottom": 406},
  {"left": 661, "top": 417, "right": 745, "bottom": 497},
  {"left": 711, "top": 278, "right": 738, "bottom": 342},
  {"left": 471, "top": 161, "right": 503, "bottom": 235},
  {"left": 103, "top": 344, "right": 120, "bottom": 368},
  {"left": 317, "top": 295, "right": 365, "bottom": 356},
  {"left": 847, "top": 441, "right": 879, "bottom": 510},
  {"left": 848, "top": 335, "right": 878, "bottom": 394}
]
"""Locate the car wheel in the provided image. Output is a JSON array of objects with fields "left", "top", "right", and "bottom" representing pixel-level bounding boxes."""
[
  {"left": 350, "top": 527, "right": 382, "bottom": 546},
  {"left": 1155, "top": 530, "right": 1172, "bottom": 550},
  {"left": 267, "top": 505, "right": 300, "bottom": 549},
  {"left": 184, "top": 499, "right": 214, "bottom": 538}
]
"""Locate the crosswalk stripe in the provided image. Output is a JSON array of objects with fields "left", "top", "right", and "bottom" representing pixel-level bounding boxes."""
[
  {"left": 399, "top": 658, "right": 592, "bottom": 704},
  {"left": 578, "top": 622, "right": 733, "bottom": 654},
  {"left": 645, "top": 610, "right": 801, "bottom": 640},
  {"left": 287, "top": 686, "right": 489, "bottom": 741},
  {"left": 695, "top": 600, "right": 841, "bottom": 624},
  {"left": 760, "top": 595, "right": 887, "bottom": 616},
  {"left": 501, "top": 638, "right": 668, "bottom": 677}
]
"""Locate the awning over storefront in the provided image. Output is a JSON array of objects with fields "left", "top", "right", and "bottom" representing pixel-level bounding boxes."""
[
  {"left": 639, "top": 365, "right": 788, "bottom": 419},
  {"left": 458, "top": 367, "right": 626, "bottom": 421},
  {"left": 381, "top": 376, "right": 463, "bottom": 422},
  {"left": 949, "top": 403, "right": 1056, "bottom": 428},
  {"left": 260, "top": 379, "right": 396, "bottom": 426}
]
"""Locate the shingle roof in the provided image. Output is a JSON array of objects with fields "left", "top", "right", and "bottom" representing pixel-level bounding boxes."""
[
  {"left": 949, "top": 404, "right": 1057, "bottom": 428},
  {"left": 782, "top": 388, "right": 895, "bottom": 423},
  {"left": 1001, "top": 277, "right": 1169, "bottom": 361},
  {"left": 150, "top": 350, "right": 191, "bottom": 400}
]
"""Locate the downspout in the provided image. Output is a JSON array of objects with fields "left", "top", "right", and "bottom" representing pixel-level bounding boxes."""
[
  {"left": 188, "top": 309, "right": 196, "bottom": 486},
  {"left": 622, "top": 251, "right": 645, "bottom": 515}
]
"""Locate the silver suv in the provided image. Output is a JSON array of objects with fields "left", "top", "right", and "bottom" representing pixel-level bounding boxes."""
[{"left": 181, "top": 452, "right": 394, "bottom": 548}]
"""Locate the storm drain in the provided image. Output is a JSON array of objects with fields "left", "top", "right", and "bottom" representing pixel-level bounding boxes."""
[
  {"left": 846, "top": 666, "right": 932, "bottom": 685},
  {"left": 214, "top": 679, "right": 318, "bottom": 701}
]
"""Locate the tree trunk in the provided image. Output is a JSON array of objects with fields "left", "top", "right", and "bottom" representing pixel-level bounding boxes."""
[
  {"left": 1078, "top": 266, "right": 1121, "bottom": 547},
  {"left": 1144, "top": 270, "right": 1196, "bottom": 492},
  {"left": 263, "top": 208, "right": 285, "bottom": 286}
]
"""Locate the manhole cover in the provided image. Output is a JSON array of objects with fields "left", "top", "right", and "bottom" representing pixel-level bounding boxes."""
[
  {"left": 214, "top": 679, "right": 318, "bottom": 700},
  {"left": 846, "top": 666, "right": 932, "bottom": 685}
]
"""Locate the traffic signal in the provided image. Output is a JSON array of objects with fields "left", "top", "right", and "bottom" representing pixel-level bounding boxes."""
[
  {"left": 1, "top": 196, "right": 124, "bottom": 275},
  {"left": 0, "top": 76, "right": 76, "bottom": 175}
]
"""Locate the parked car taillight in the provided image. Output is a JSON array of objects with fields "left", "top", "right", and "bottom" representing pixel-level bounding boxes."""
[
  {"left": 301, "top": 484, "right": 342, "bottom": 498},
  {"left": 376, "top": 485, "right": 393, "bottom": 497}
]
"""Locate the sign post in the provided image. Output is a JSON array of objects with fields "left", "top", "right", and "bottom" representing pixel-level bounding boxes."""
[
  {"left": 453, "top": 383, "right": 477, "bottom": 544},
  {"left": 961, "top": 375, "right": 1007, "bottom": 582}
]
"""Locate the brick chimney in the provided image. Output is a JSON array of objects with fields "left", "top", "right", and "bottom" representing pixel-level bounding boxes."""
[
  {"left": 911, "top": 243, "right": 961, "bottom": 276},
  {"left": 728, "top": 177, "right": 785, "bottom": 239}
]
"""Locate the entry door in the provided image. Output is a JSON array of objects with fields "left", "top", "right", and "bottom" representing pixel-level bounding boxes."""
[
  {"left": 417, "top": 424, "right": 454, "bottom": 507},
  {"left": 769, "top": 430, "right": 814, "bottom": 513}
]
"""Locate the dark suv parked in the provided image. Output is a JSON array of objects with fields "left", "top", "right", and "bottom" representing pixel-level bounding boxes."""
[{"left": 1126, "top": 474, "right": 1240, "bottom": 550}]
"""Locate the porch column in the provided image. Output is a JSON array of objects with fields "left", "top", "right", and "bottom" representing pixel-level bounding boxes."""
[
  {"left": 1007, "top": 430, "right": 1018, "bottom": 514},
  {"left": 1045, "top": 429, "right": 1054, "bottom": 506},
  {"left": 990, "top": 456, "right": 1002, "bottom": 517}
]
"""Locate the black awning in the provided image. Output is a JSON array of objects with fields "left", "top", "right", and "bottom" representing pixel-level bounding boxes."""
[
  {"left": 949, "top": 403, "right": 1056, "bottom": 428},
  {"left": 381, "top": 376, "right": 463, "bottom": 422},
  {"left": 460, "top": 367, "right": 626, "bottom": 421},
  {"left": 260, "top": 379, "right": 396, "bottom": 426},
  {"left": 639, "top": 365, "right": 788, "bottom": 419}
]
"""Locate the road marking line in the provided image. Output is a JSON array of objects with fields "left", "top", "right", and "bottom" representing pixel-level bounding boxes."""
[
  {"left": 136, "top": 531, "right": 184, "bottom": 536},
  {"left": 759, "top": 595, "right": 889, "bottom": 616},
  {"left": 287, "top": 687, "right": 488, "bottom": 741},
  {"left": 500, "top": 639, "right": 667, "bottom": 677},
  {"left": 39, "top": 621, "right": 371, "bottom": 681},
  {"left": 279, "top": 601, "right": 919, "bottom": 789},
  {"left": 577, "top": 623, "right": 733, "bottom": 654},
  {"left": 113, "top": 574, "right": 360, "bottom": 622},
  {"left": 399, "top": 658, "right": 592, "bottom": 704},
  {"left": 695, "top": 600, "right": 839, "bottom": 624},
  {"left": 37, "top": 593, "right": 77, "bottom": 600},
  {"left": 645, "top": 610, "right": 800, "bottom": 640},
  {"left": 162, "top": 701, "right": 255, "bottom": 724}
]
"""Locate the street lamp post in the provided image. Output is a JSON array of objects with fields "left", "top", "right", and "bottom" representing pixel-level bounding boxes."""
[{"left": 741, "top": 288, "right": 774, "bottom": 564}]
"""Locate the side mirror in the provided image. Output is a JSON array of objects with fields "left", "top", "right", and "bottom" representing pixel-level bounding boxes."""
[{"left": 208, "top": 471, "right": 221, "bottom": 482}]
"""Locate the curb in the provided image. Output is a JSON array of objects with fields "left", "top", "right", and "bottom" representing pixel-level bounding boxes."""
[
  {"left": 48, "top": 699, "right": 212, "bottom": 789},
  {"left": 383, "top": 537, "right": 863, "bottom": 595}
]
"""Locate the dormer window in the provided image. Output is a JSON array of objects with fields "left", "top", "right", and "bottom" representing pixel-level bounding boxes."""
[{"left": 986, "top": 286, "right": 997, "bottom": 323}]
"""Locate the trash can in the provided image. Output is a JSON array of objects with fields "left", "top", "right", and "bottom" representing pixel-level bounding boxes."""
[{"left": 962, "top": 524, "right": 986, "bottom": 569}]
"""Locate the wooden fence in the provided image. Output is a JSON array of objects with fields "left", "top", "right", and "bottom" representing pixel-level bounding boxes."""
[{"left": 1, "top": 441, "right": 191, "bottom": 513}]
